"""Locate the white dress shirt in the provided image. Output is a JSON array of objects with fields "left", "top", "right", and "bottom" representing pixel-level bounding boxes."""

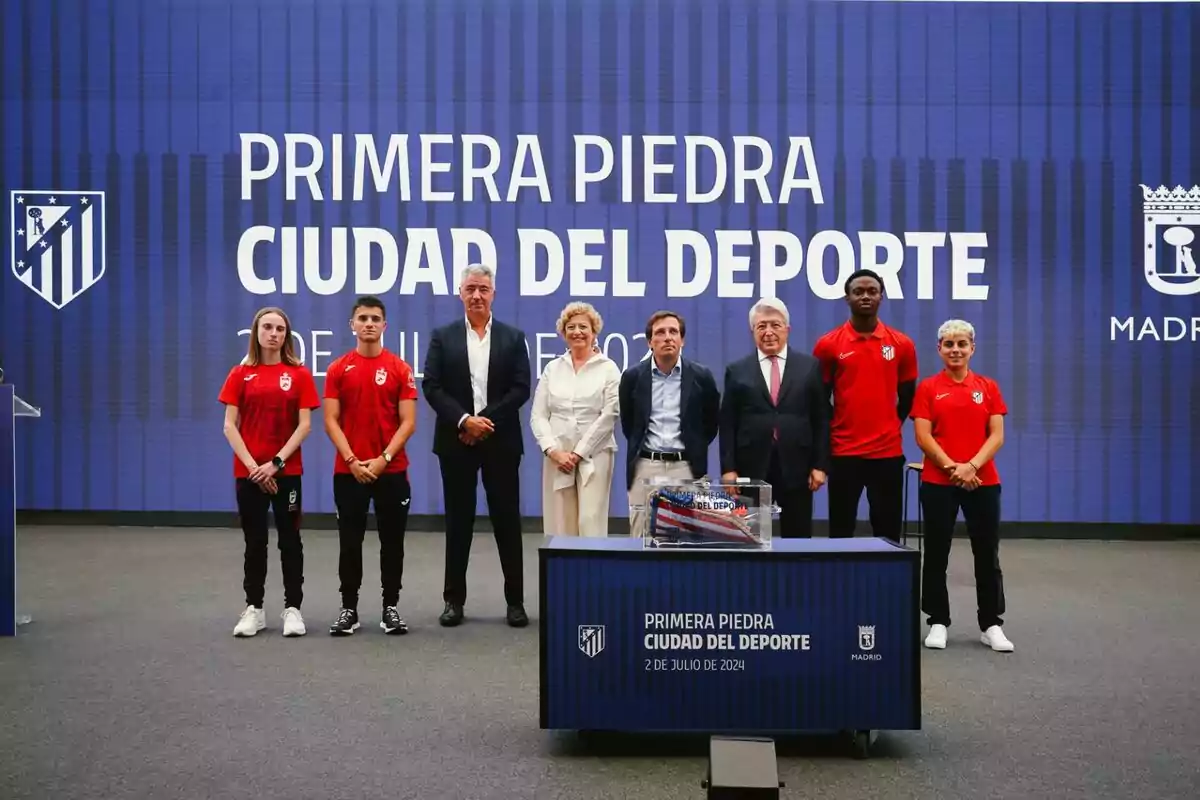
[
  {"left": 466, "top": 315, "right": 492, "bottom": 413},
  {"left": 758, "top": 345, "right": 787, "bottom": 389},
  {"left": 530, "top": 351, "right": 622, "bottom": 488},
  {"left": 458, "top": 315, "right": 493, "bottom": 428}
]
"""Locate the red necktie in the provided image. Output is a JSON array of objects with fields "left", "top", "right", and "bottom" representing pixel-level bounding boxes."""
[{"left": 769, "top": 356, "right": 781, "bottom": 440}]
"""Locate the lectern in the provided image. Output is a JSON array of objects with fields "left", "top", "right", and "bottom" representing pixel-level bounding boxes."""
[{"left": 1, "top": 376, "right": 41, "bottom": 636}]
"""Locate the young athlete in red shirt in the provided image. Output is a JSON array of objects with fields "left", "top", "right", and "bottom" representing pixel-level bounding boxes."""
[
  {"left": 812, "top": 269, "right": 917, "bottom": 542},
  {"left": 219, "top": 307, "right": 320, "bottom": 638},
  {"left": 323, "top": 296, "right": 418, "bottom": 637},
  {"left": 910, "top": 319, "right": 1014, "bottom": 653}
]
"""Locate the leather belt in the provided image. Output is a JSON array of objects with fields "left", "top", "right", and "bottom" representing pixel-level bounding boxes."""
[{"left": 640, "top": 450, "right": 684, "bottom": 462}]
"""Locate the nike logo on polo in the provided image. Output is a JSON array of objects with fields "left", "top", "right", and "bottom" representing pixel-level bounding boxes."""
[
  {"left": 244, "top": 374, "right": 257, "bottom": 381},
  {"left": 935, "top": 392, "right": 950, "bottom": 400},
  {"left": 345, "top": 365, "right": 356, "bottom": 371},
  {"left": 838, "top": 352, "right": 855, "bottom": 360}
]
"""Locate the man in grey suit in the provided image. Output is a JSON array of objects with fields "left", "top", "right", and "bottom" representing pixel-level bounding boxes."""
[
  {"left": 619, "top": 310, "right": 721, "bottom": 536},
  {"left": 720, "top": 298, "right": 829, "bottom": 538}
]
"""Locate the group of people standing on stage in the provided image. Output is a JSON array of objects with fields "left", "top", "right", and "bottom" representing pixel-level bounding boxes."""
[{"left": 219, "top": 264, "right": 1014, "bottom": 653}]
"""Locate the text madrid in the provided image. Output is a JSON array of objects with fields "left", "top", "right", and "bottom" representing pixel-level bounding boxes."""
[
  {"left": 236, "top": 131, "right": 990, "bottom": 300},
  {"left": 1110, "top": 316, "right": 1200, "bottom": 342}
]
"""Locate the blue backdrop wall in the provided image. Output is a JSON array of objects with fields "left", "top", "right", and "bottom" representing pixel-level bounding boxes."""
[{"left": 2, "top": 0, "right": 1198, "bottom": 525}]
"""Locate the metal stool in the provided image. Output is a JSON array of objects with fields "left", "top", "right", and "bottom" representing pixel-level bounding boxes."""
[{"left": 902, "top": 462, "right": 923, "bottom": 553}]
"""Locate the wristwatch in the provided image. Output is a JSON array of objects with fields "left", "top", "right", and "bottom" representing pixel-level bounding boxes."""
[
  {"left": 382, "top": 452, "right": 393, "bottom": 464},
  {"left": 272, "top": 456, "right": 286, "bottom": 470}
]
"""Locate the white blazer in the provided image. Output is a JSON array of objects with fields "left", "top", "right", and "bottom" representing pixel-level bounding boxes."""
[{"left": 530, "top": 352, "right": 622, "bottom": 487}]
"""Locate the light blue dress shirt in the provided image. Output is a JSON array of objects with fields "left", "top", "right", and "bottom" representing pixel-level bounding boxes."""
[{"left": 644, "top": 361, "right": 685, "bottom": 452}]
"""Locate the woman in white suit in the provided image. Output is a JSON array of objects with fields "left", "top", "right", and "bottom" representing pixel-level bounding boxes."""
[{"left": 530, "top": 302, "right": 622, "bottom": 537}]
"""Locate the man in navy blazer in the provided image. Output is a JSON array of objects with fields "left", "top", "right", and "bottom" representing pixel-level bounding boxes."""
[
  {"left": 423, "top": 264, "right": 531, "bottom": 629},
  {"left": 619, "top": 310, "right": 720, "bottom": 536},
  {"left": 719, "top": 298, "right": 829, "bottom": 538}
]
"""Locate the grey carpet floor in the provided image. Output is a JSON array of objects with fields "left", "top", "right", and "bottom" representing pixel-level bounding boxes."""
[{"left": 1, "top": 527, "right": 1198, "bottom": 800}]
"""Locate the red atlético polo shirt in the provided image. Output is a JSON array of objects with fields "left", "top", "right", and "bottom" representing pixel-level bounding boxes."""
[
  {"left": 812, "top": 320, "right": 918, "bottom": 459},
  {"left": 218, "top": 362, "right": 321, "bottom": 478},
  {"left": 909, "top": 370, "right": 1008, "bottom": 486},
  {"left": 323, "top": 349, "right": 418, "bottom": 474}
]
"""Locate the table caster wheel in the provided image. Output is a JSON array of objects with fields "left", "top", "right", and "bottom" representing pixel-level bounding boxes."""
[{"left": 852, "top": 730, "right": 872, "bottom": 759}]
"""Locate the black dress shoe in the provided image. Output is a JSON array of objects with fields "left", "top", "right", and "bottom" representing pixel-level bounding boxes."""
[
  {"left": 439, "top": 602, "right": 464, "bottom": 627},
  {"left": 506, "top": 604, "right": 529, "bottom": 628}
]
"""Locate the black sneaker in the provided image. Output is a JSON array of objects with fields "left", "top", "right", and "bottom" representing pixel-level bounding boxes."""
[
  {"left": 329, "top": 608, "right": 360, "bottom": 636},
  {"left": 380, "top": 606, "right": 408, "bottom": 635}
]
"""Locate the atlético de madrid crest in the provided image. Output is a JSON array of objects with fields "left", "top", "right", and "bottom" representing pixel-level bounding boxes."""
[
  {"left": 881, "top": 345, "right": 895, "bottom": 361},
  {"left": 972, "top": 391, "right": 984, "bottom": 404},
  {"left": 10, "top": 190, "right": 106, "bottom": 310},
  {"left": 578, "top": 624, "right": 605, "bottom": 658}
]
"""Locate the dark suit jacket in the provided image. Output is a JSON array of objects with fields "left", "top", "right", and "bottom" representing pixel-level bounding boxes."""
[
  {"left": 422, "top": 317, "right": 531, "bottom": 458},
  {"left": 618, "top": 357, "right": 720, "bottom": 489},
  {"left": 719, "top": 350, "right": 830, "bottom": 490}
]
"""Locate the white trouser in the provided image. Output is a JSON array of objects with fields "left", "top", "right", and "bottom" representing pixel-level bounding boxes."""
[
  {"left": 541, "top": 449, "right": 615, "bottom": 538},
  {"left": 626, "top": 457, "right": 696, "bottom": 537}
]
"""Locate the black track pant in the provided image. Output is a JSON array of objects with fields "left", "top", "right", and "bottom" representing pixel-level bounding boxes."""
[
  {"left": 827, "top": 455, "right": 904, "bottom": 542},
  {"left": 333, "top": 472, "right": 411, "bottom": 611},
  {"left": 919, "top": 483, "right": 1006, "bottom": 631},
  {"left": 236, "top": 476, "right": 304, "bottom": 609}
]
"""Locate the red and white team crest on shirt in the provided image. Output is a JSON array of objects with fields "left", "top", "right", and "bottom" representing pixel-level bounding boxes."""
[
  {"left": 881, "top": 345, "right": 895, "bottom": 361},
  {"left": 279, "top": 372, "right": 292, "bottom": 391},
  {"left": 972, "top": 391, "right": 984, "bottom": 404},
  {"left": 375, "top": 368, "right": 388, "bottom": 386}
]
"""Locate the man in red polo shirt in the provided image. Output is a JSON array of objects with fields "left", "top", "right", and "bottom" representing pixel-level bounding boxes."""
[
  {"left": 812, "top": 269, "right": 917, "bottom": 542},
  {"left": 910, "top": 318, "right": 1013, "bottom": 653},
  {"left": 323, "top": 296, "right": 418, "bottom": 637}
]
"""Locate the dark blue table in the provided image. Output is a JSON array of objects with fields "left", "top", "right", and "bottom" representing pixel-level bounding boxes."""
[
  {"left": 1, "top": 386, "right": 14, "bottom": 636},
  {"left": 539, "top": 536, "right": 921, "bottom": 753}
]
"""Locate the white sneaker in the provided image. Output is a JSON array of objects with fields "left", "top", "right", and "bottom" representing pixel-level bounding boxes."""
[
  {"left": 924, "top": 624, "right": 948, "bottom": 649},
  {"left": 981, "top": 625, "right": 1014, "bottom": 652},
  {"left": 281, "top": 607, "right": 307, "bottom": 637},
  {"left": 233, "top": 606, "right": 266, "bottom": 637}
]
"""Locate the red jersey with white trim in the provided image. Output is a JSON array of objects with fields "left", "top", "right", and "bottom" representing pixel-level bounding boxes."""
[
  {"left": 218, "top": 362, "right": 320, "bottom": 478},
  {"left": 812, "top": 320, "right": 918, "bottom": 458},
  {"left": 910, "top": 370, "right": 1007, "bottom": 486},
  {"left": 323, "top": 349, "right": 418, "bottom": 474}
]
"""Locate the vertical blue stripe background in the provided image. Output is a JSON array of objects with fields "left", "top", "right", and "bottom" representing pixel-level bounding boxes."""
[{"left": 1, "top": 0, "right": 1197, "bottom": 525}]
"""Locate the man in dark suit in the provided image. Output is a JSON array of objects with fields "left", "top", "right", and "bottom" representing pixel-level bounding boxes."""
[
  {"left": 720, "top": 298, "right": 830, "bottom": 538},
  {"left": 619, "top": 311, "right": 721, "bottom": 536},
  {"left": 422, "top": 264, "right": 531, "bottom": 628}
]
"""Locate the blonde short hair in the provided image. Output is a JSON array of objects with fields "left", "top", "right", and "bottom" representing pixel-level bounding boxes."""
[
  {"left": 937, "top": 319, "right": 976, "bottom": 343},
  {"left": 556, "top": 302, "right": 604, "bottom": 336}
]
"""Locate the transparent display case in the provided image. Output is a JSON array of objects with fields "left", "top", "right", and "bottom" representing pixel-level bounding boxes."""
[{"left": 630, "top": 476, "right": 775, "bottom": 549}]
